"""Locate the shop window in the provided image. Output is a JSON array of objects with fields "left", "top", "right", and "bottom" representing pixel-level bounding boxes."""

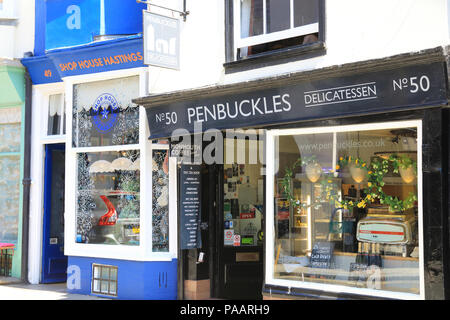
[
  {"left": 72, "top": 76, "right": 140, "bottom": 148},
  {"left": 152, "top": 149, "right": 169, "bottom": 252},
  {"left": 76, "top": 150, "right": 140, "bottom": 245},
  {"left": 72, "top": 76, "right": 141, "bottom": 246},
  {"left": 266, "top": 122, "right": 422, "bottom": 298},
  {"left": 232, "top": 0, "right": 320, "bottom": 60},
  {"left": 0, "top": 108, "right": 21, "bottom": 245},
  {"left": 47, "top": 93, "right": 65, "bottom": 136},
  {"left": 92, "top": 264, "right": 118, "bottom": 296},
  {"left": 223, "top": 135, "right": 264, "bottom": 247}
]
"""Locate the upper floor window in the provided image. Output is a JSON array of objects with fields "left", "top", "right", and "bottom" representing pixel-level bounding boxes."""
[
  {"left": 47, "top": 93, "right": 65, "bottom": 136},
  {"left": 234, "top": 0, "right": 320, "bottom": 60},
  {"left": 0, "top": 0, "right": 16, "bottom": 19}
]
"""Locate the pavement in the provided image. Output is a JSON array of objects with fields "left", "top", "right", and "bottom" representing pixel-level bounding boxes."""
[{"left": 0, "top": 276, "right": 109, "bottom": 300}]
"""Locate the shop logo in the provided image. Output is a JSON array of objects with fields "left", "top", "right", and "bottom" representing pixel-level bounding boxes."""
[{"left": 91, "top": 93, "right": 120, "bottom": 133}]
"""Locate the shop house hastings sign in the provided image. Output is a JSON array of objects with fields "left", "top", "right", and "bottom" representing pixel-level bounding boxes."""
[{"left": 144, "top": 61, "right": 447, "bottom": 139}]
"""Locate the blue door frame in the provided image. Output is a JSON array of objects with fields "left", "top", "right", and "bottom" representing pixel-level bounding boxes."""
[{"left": 42, "top": 143, "right": 67, "bottom": 283}]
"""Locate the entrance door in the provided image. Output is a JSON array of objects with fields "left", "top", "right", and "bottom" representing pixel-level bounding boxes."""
[
  {"left": 41, "top": 143, "right": 67, "bottom": 283},
  {"left": 217, "top": 137, "right": 264, "bottom": 299}
]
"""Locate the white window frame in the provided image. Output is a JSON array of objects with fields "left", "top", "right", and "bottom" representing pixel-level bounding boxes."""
[
  {"left": 43, "top": 91, "right": 66, "bottom": 142},
  {"left": 265, "top": 120, "right": 424, "bottom": 300},
  {"left": 64, "top": 68, "right": 177, "bottom": 262},
  {"left": 233, "top": 0, "right": 319, "bottom": 50},
  {"left": 28, "top": 82, "right": 65, "bottom": 284}
]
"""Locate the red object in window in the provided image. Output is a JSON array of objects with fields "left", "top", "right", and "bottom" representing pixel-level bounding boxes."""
[{"left": 98, "top": 195, "right": 118, "bottom": 226}]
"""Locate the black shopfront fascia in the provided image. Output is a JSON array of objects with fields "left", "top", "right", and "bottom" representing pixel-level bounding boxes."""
[{"left": 134, "top": 47, "right": 450, "bottom": 299}]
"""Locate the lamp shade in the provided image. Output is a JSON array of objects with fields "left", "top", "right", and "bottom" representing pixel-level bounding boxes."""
[
  {"left": 350, "top": 165, "right": 365, "bottom": 183},
  {"left": 306, "top": 162, "right": 322, "bottom": 183},
  {"left": 399, "top": 167, "right": 415, "bottom": 183}
]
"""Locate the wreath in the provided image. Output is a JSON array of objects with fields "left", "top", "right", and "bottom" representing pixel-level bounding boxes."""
[{"left": 282, "top": 154, "right": 417, "bottom": 213}]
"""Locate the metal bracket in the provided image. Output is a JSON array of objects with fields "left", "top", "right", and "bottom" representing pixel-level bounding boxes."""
[{"left": 136, "top": 0, "right": 189, "bottom": 21}]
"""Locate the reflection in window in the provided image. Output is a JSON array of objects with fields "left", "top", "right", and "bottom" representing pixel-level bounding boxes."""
[
  {"left": 76, "top": 150, "right": 140, "bottom": 245},
  {"left": 273, "top": 126, "right": 420, "bottom": 296},
  {"left": 152, "top": 150, "right": 169, "bottom": 252}
]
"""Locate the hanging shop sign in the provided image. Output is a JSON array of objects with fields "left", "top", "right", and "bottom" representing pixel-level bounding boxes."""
[
  {"left": 179, "top": 164, "right": 202, "bottom": 250},
  {"left": 143, "top": 11, "right": 180, "bottom": 70},
  {"left": 143, "top": 61, "right": 447, "bottom": 139}
]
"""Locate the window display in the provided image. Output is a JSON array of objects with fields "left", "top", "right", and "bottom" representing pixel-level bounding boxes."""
[
  {"left": 76, "top": 150, "right": 140, "bottom": 245},
  {"left": 223, "top": 137, "right": 264, "bottom": 247},
  {"left": 269, "top": 123, "right": 421, "bottom": 297},
  {"left": 152, "top": 149, "right": 169, "bottom": 252},
  {"left": 72, "top": 76, "right": 140, "bottom": 148}
]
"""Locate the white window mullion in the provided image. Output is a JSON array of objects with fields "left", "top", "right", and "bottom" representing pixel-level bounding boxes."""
[
  {"left": 234, "top": 0, "right": 241, "bottom": 52},
  {"left": 263, "top": 0, "right": 267, "bottom": 34},
  {"left": 290, "top": 0, "right": 294, "bottom": 29}
]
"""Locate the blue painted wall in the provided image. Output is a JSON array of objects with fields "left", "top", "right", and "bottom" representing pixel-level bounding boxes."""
[
  {"left": 67, "top": 256, "right": 178, "bottom": 300},
  {"left": 34, "top": 0, "right": 146, "bottom": 55}
]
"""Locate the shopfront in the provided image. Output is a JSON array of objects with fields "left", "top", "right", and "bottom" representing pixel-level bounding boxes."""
[
  {"left": 135, "top": 47, "right": 450, "bottom": 300},
  {"left": 22, "top": 28, "right": 179, "bottom": 299}
]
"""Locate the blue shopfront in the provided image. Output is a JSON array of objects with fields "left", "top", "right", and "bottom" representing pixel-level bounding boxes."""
[{"left": 21, "top": 0, "right": 178, "bottom": 299}]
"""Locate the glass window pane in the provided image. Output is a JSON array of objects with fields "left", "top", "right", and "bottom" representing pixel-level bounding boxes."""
[
  {"left": 48, "top": 94, "right": 63, "bottom": 136},
  {"left": 152, "top": 149, "right": 169, "bottom": 252},
  {"left": 93, "top": 266, "right": 100, "bottom": 278},
  {"left": 100, "top": 281, "right": 109, "bottom": 293},
  {"left": 294, "top": 0, "right": 319, "bottom": 27},
  {"left": 223, "top": 137, "right": 264, "bottom": 247},
  {"left": 109, "top": 281, "right": 117, "bottom": 295},
  {"left": 93, "top": 279, "right": 100, "bottom": 292},
  {"left": 49, "top": 149, "right": 65, "bottom": 243},
  {"left": 76, "top": 150, "right": 140, "bottom": 245},
  {"left": 266, "top": 0, "right": 290, "bottom": 33},
  {"left": 72, "top": 76, "right": 140, "bottom": 148},
  {"left": 241, "top": 0, "right": 264, "bottom": 38},
  {"left": 272, "top": 126, "right": 420, "bottom": 296}
]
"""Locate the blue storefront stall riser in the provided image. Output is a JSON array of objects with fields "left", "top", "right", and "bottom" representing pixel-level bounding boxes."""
[{"left": 67, "top": 256, "right": 178, "bottom": 300}]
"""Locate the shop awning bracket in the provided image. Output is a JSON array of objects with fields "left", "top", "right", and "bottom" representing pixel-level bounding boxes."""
[{"left": 136, "top": 0, "right": 189, "bottom": 21}]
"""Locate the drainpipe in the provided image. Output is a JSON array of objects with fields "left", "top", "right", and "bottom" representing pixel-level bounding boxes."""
[{"left": 21, "top": 68, "right": 32, "bottom": 284}]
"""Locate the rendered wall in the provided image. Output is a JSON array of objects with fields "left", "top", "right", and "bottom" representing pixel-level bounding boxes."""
[{"left": 146, "top": 0, "right": 450, "bottom": 94}]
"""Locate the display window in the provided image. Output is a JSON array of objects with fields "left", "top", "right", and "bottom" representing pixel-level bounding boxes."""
[
  {"left": 71, "top": 76, "right": 141, "bottom": 246},
  {"left": 76, "top": 150, "right": 140, "bottom": 245},
  {"left": 72, "top": 76, "right": 140, "bottom": 148},
  {"left": 265, "top": 120, "right": 423, "bottom": 299},
  {"left": 152, "top": 148, "right": 169, "bottom": 252},
  {"left": 223, "top": 136, "right": 264, "bottom": 247}
]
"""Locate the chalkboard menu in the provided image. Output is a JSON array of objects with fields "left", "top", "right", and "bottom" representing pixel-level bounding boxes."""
[
  {"left": 310, "top": 242, "right": 334, "bottom": 269},
  {"left": 179, "top": 164, "right": 202, "bottom": 250}
]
